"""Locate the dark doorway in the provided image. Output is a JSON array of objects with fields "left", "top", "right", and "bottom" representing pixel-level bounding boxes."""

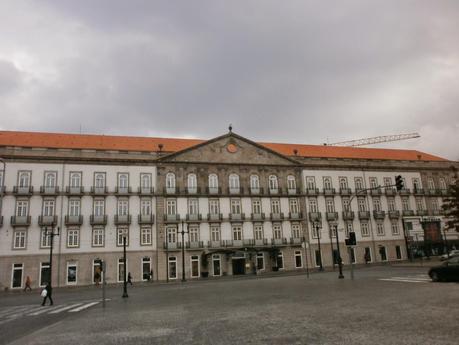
[{"left": 232, "top": 258, "right": 246, "bottom": 275}]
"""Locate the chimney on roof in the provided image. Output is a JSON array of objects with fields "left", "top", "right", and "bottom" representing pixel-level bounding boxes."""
[
  {"left": 293, "top": 149, "right": 298, "bottom": 156},
  {"left": 417, "top": 154, "right": 421, "bottom": 160},
  {"left": 158, "top": 143, "right": 163, "bottom": 153}
]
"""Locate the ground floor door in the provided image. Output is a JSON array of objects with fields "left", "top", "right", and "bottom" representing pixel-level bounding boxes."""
[{"left": 232, "top": 258, "right": 245, "bottom": 275}]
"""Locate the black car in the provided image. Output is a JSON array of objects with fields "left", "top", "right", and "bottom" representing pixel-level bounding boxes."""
[{"left": 428, "top": 256, "right": 459, "bottom": 282}]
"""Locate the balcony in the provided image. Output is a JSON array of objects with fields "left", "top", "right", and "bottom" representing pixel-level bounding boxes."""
[
  {"left": 270, "top": 212, "right": 284, "bottom": 221},
  {"left": 251, "top": 213, "right": 265, "bottom": 221},
  {"left": 342, "top": 211, "right": 355, "bottom": 221},
  {"left": 208, "top": 240, "right": 222, "bottom": 248},
  {"left": 358, "top": 211, "right": 370, "bottom": 220},
  {"left": 290, "top": 237, "right": 302, "bottom": 245},
  {"left": 370, "top": 189, "right": 382, "bottom": 196},
  {"left": 425, "top": 189, "right": 436, "bottom": 196},
  {"left": 40, "top": 186, "right": 59, "bottom": 195},
  {"left": 308, "top": 212, "right": 322, "bottom": 222},
  {"left": 90, "top": 215, "right": 107, "bottom": 225},
  {"left": 355, "top": 188, "right": 368, "bottom": 195},
  {"left": 339, "top": 188, "right": 352, "bottom": 195},
  {"left": 228, "top": 187, "right": 243, "bottom": 195},
  {"left": 165, "top": 187, "right": 177, "bottom": 194},
  {"left": 13, "top": 186, "right": 33, "bottom": 196},
  {"left": 305, "top": 188, "right": 319, "bottom": 196},
  {"left": 272, "top": 238, "right": 288, "bottom": 245},
  {"left": 254, "top": 238, "right": 269, "bottom": 246},
  {"left": 402, "top": 210, "right": 415, "bottom": 217},
  {"left": 138, "top": 214, "right": 155, "bottom": 224},
  {"left": 287, "top": 188, "right": 299, "bottom": 195},
  {"left": 224, "top": 239, "right": 243, "bottom": 247},
  {"left": 416, "top": 210, "right": 428, "bottom": 216},
  {"left": 384, "top": 188, "right": 396, "bottom": 196},
  {"left": 114, "top": 214, "right": 132, "bottom": 225},
  {"left": 186, "top": 213, "right": 202, "bottom": 222},
  {"left": 229, "top": 213, "right": 245, "bottom": 222},
  {"left": 326, "top": 212, "right": 338, "bottom": 222},
  {"left": 207, "top": 213, "right": 223, "bottom": 222},
  {"left": 268, "top": 188, "right": 281, "bottom": 195},
  {"left": 399, "top": 188, "right": 411, "bottom": 195},
  {"left": 164, "top": 214, "right": 180, "bottom": 223},
  {"left": 65, "top": 215, "right": 83, "bottom": 225},
  {"left": 413, "top": 188, "right": 425, "bottom": 195},
  {"left": 439, "top": 189, "right": 448, "bottom": 196},
  {"left": 164, "top": 241, "right": 183, "bottom": 250},
  {"left": 373, "top": 211, "right": 386, "bottom": 219},
  {"left": 90, "top": 186, "right": 108, "bottom": 195},
  {"left": 288, "top": 212, "right": 303, "bottom": 220},
  {"left": 430, "top": 209, "right": 444, "bottom": 216},
  {"left": 138, "top": 186, "right": 155, "bottom": 195},
  {"left": 323, "top": 188, "right": 336, "bottom": 196},
  {"left": 38, "top": 215, "right": 58, "bottom": 226},
  {"left": 66, "top": 186, "right": 84, "bottom": 195},
  {"left": 206, "top": 187, "right": 222, "bottom": 195},
  {"left": 186, "top": 241, "right": 204, "bottom": 249},
  {"left": 243, "top": 239, "right": 255, "bottom": 246},
  {"left": 185, "top": 187, "right": 200, "bottom": 195},
  {"left": 388, "top": 211, "right": 400, "bottom": 219},
  {"left": 115, "top": 186, "right": 132, "bottom": 195},
  {"left": 10, "top": 215, "right": 31, "bottom": 227}
]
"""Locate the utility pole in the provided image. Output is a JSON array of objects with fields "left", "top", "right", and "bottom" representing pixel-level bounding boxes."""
[
  {"left": 334, "top": 225, "right": 344, "bottom": 279},
  {"left": 122, "top": 236, "right": 128, "bottom": 298},
  {"left": 179, "top": 220, "right": 188, "bottom": 282},
  {"left": 315, "top": 222, "right": 323, "bottom": 271},
  {"left": 46, "top": 226, "right": 60, "bottom": 288}
]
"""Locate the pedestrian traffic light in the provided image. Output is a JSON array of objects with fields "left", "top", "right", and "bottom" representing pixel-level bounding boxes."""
[
  {"left": 346, "top": 231, "right": 357, "bottom": 246},
  {"left": 395, "top": 175, "right": 404, "bottom": 191}
]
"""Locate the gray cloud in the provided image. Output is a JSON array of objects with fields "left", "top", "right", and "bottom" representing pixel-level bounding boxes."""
[{"left": 0, "top": 0, "right": 458, "bottom": 159}]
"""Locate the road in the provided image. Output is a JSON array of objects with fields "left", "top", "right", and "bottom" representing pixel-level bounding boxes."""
[{"left": 0, "top": 265, "right": 458, "bottom": 345}]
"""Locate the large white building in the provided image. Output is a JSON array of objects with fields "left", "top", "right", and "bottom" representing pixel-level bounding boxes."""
[{"left": 0, "top": 130, "right": 457, "bottom": 289}]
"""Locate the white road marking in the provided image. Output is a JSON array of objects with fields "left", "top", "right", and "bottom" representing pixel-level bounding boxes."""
[
  {"left": 49, "top": 303, "right": 83, "bottom": 314},
  {"left": 28, "top": 306, "right": 59, "bottom": 316},
  {"left": 379, "top": 278, "right": 429, "bottom": 283},
  {"left": 68, "top": 301, "right": 100, "bottom": 312},
  {"left": 391, "top": 277, "right": 431, "bottom": 281}
]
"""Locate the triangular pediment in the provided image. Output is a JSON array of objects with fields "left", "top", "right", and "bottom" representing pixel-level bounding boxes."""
[{"left": 157, "top": 132, "right": 299, "bottom": 166}]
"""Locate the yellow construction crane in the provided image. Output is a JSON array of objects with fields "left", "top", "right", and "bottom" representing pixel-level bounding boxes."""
[{"left": 327, "top": 132, "right": 420, "bottom": 147}]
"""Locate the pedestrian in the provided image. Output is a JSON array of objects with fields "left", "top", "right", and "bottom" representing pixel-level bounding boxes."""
[
  {"left": 127, "top": 272, "right": 133, "bottom": 285},
  {"left": 364, "top": 252, "right": 370, "bottom": 264},
  {"left": 41, "top": 282, "right": 54, "bottom": 306},
  {"left": 149, "top": 270, "right": 153, "bottom": 281},
  {"left": 94, "top": 267, "right": 101, "bottom": 286},
  {"left": 24, "top": 276, "right": 32, "bottom": 291}
]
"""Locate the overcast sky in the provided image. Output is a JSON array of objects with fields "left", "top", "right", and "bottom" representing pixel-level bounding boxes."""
[{"left": 0, "top": 0, "right": 458, "bottom": 159}]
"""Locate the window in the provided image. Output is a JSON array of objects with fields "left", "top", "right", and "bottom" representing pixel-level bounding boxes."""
[
  {"left": 431, "top": 198, "right": 439, "bottom": 211},
  {"left": 94, "top": 200, "right": 105, "bottom": 216},
  {"left": 273, "top": 224, "right": 282, "bottom": 239},
  {"left": 93, "top": 260, "right": 103, "bottom": 284},
  {"left": 118, "top": 173, "right": 129, "bottom": 188},
  {"left": 289, "top": 198, "right": 299, "bottom": 214},
  {"left": 292, "top": 224, "right": 301, "bottom": 238},
  {"left": 117, "top": 200, "right": 129, "bottom": 216},
  {"left": 67, "top": 229, "right": 79, "bottom": 247},
  {"left": 427, "top": 178, "right": 435, "bottom": 190},
  {"left": 376, "top": 222, "right": 385, "bottom": 236},
  {"left": 70, "top": 172, "right": 81, "bottom": 188},
  {"left": 439, "top": 178, "right": 447, "bottom": 190},
  {"left": 306, "top": 177, "right": 316, "bottom": 190},
  {"left": 16, "top": 200, "right": 29, "bottom": 216},
  {"left": 294, "top": 250, "right": 303, "bottom": 268},
  {"left": 40, "top": 229, "right": 51, "bottom": 248},
  {"left": 396, "top": 246, "right": 402, "bottom": 260},
  {"left": 94, "top": 173, "right": 105, "bottom": 188},
  {"left": 141, "top": 200, "right": 151, "bottom": 215},
  {"left": 271, "top": 199, "right": 280, "bottom": 214},
  {"left": 187, "top": 173, "right": 197, "bottom": 190},
  {"left": 354, "top": 177, "right": 363, "bottom": 190},
  {"left": 142, "top": 257, "right": 152, "bottom": 281},
  {"left": 342, "top": 198, "right": 351, "bottom": 211},
  {"left": 212, "top": 255, "right": 221, "bottom": 276},
  {"left": 92, "top": 228, "right": 104, "bottom": 247},
  {"left": 18, "top": 171, "right": 30, "bottom": 187},
  {"left": 231, "top": 199, "right": 241, "bottom": 214},
  {"left": 166, "top": 199, "right": 176, "bottom": 215},
  {"left": 140, "top": 173, "right": 151, "bottom": 188},
  {"left": 402, "top": 198, "right": 410, "bottom": 211},
  {"left": 309, "top": 198, "right": 318, "bottom": 212},
  {"left": 189, "top": 226, "right": 199, "bottom": 242},
  {"left": 69, "top": 199, "right": 81, "bottom": 216},
  {"left": 256, "top": 253, "right": 264, "bottom": 270},
  {"left": 39, "top": 262, "right": 50, "bottom": 287},
  {"left": 254, "top": 225, "right": 263, "bottom": 240},
  {"left": 372, "top": 198, "right": 381, "bottom": 211},
  {"left": 287, "top": 175, "right": 296, "bottom": 190},
  {"left": 44, "top": 172, "right": 56, "bottom": 187},
  {"left": 250, "top": 175, "right": 260, "bottom": 189},
  {"left": 0, "top": 171, "right": 3, "bottom": 189},
  {"left": 252, "top": 199, "right": 261, "bottom": 214},
  {"left": 383, "top": 177, "right": 392, "bottom": 187},
  {"left": 312, "top": 225, "right": 321, "bottom": 239},
  {"left": 209, "top": 199, "right": 219, "bottom": 214},
  {"left": 208, "top": 174, "right": 218, "bottom": 189},
  {"left": 391, "top": 222, "right": 400, "bottom": 235},
  {"left": 268, "top": 175, "right": 278, "bottom": 190},
  {"left": 166, "top": 173, "right": 176, "bottom": 189},
  {"left": 232, "top": 226, "right": 242, "bottom": 241},
  {"left": 117, "top": 228, "right": 129, "bottom": 246},
  {"left": 168, "top": 257, "right": 177, "bottom": 279},
  {"left": 387, "top": 198, "right": 396, "bottom": 211},
  {"left": 141, "top": 227, "right": 152, "bottom": 245},
  {"left": 13, "top": 230, "right": 26, "bottom": 249},
  {"left": 369, "top": 177, "right": 378, "bottom": 189},
  {"left": 323, "top": 177, "right": 332, "bottom": 189},
  {"left": 229, "top": 174, "right": 240, "bottom": 189},
  {"left": 12, "top": 263, "right": 24, "bottom": 288},
  {"left": 191, "top": 255, "right": 200, "bottom": 278},
  {"left": 412, "top": 178, "right": 421, "bottom": 192},
  {"left": 339, "top": 177, "right": 348, "bottom": 189},
  {"left": 43, "top": 200, "right": 55, "bottom": 216},
  {"left": 166, "top": 227, "right": 177, "bottom": 243},
  {"left": 361, "top": 223, "right": 369, "bottom": 237},
  {"left": 358, "top": 198, "right": 366, "bottom": 211},
  {"left": 326, "top": 199, "right": 335, "bottom": 212},
  {"left": 277, "top": 252, "right": 284, "bottom": 269},
  {"left": 67, "top": 263, "right": 77, "bottom": 284},
  {"left": 415, "top": 198, "right": 424, "bottom": 211},
  {"left": 118, "top": 258, "right": 126, "bottom": 282},
  {"left": 379, "top": 246, "right": 387, "bottom": 261},
  {"left": 329, "top": 225, "right": 337, "bottom": 238},
  {"left": 364, "top": 247, "right": 372, "bottom": 262},
  {"left": 188, "top": 199, "right": 199, "bottom": 215},
  {"left": 345, "top": 222, "right": 353, "bottom": 238},
  {"left": 211, "top": 225, "right": 220, "bottom": 241}
]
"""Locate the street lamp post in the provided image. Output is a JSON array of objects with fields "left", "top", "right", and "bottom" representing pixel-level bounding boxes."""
[
  {"left": 122, "top": 236, "right": 128, "bottom": 298},
  {"left": 46, "top": 226, "right": 60, "bottom": 288},
  {"left": 0, "top": 158, "right": 5, "bottom": 224},
  {"left": 442, "top": 227, "right": 449, "bottom": 258},
  {"left": 179, "top": 220, "right": 189, "bottom": 282},
  {"left": 334, "top": 225, "right": 344, "bottom": 279},
  {"left": 315, "top": 222, "right": 323, "bottom": 271}
]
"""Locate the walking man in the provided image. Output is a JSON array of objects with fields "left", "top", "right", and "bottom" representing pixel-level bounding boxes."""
[
  {"left": 23, "top": 276, "right": 32, "bottom": 291},
  {"left": 127, "top": 272, "right": 133, "bottom": 285},
  {"left": 41, "top": 282, "right": 54, "bottom": 306}
]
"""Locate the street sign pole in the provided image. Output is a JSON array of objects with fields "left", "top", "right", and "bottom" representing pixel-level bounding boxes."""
[{"left": 102, "top": 260, "right": 106, "bottom": 308}]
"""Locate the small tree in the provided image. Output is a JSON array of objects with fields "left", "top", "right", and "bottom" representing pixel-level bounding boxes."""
[{"left": 442, "top": 166, "right": 459, "bottom": 232}]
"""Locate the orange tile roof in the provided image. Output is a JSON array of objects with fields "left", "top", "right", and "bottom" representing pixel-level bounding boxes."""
[{"left": 0, "top": 130, "right": 448, "bottom": 162}]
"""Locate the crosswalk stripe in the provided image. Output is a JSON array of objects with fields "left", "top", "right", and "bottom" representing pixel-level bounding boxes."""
[
  {"left": 391, "top": 277, "right": 431, "bottom": 281},
  {"left": 0, "top": 306, "right": 32, "bottom": 318},
  {"left": 49, "top": 303, "right": 83, "bottom": 314},
  {"left": 68, "top": 301, "right": 100, "bottom": 312},
  {"left": 379, "top": 278, "right": 428, "bottom": 283},
  {"left": 28, "top": 306, "right": 59, "bottom": 316},
  {"left": 4, "top": 306, "right": 44, "bottom": 319}
]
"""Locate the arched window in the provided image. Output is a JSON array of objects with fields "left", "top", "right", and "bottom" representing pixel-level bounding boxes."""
[
  {"left": 95, "top": 174, "right": 105, "bottom": 188},
  {"left": 70, "top": 173, "right": 81, "bottom": 187},
  {"left": 287, "top": 175, "right": 296, "bottom": 190},
  {"left": 119, "top": 174, "right": 128, "bottom": 188},
  {"left": 339, "top": 178, "right": 347, "bottom": 190},
  {"left": 323, "top": 177, "right": 332, "bottom": 190},
  {"left": 268, "top": 175, "right": 278, "bottom": 190},
  {"left": 187, "top": 174, "right": 197, "bottom": 188},
  {"left": 141, "top": 174, "right": 151, "bottom": 188},
  {"left": 166, "top": 173, "right": 176, "bottom": 188},
  {"left": 208, "top": 174, "right": 218, "bottom": 188},
  {"left": 45, "top": 173, "right": 56, "bottom": 187},
  {"left": 439, "top": 178, "right": 446, "bottom": 191},
  {"left": 250, "top": 175, "right": 260, "bottom": 189},
  {"left": 229, "top": 174, "right": 240, "bottom": 189},
  {"left": 427, "top": 178, "right": 435, "bottom": 190},
  {"left": 19, "top": 172, "right": 30, "bottom": 187}
]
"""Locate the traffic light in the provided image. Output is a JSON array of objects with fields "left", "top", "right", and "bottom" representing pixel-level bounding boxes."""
[
  {"left": 345, "top": 232, "right": 356, "bottom": 246},
  {"left": 395, "top": 175, "right": 404, "bottom": 191}
]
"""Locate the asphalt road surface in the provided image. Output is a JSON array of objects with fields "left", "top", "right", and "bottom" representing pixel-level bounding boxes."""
[{"left": 0, "top": 265, "right": 458, "bottom": 345}]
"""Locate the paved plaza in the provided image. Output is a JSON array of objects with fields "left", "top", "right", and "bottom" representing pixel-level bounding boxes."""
[{"left": 1, "top": 265, "right": 458, "bottom": 345}]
